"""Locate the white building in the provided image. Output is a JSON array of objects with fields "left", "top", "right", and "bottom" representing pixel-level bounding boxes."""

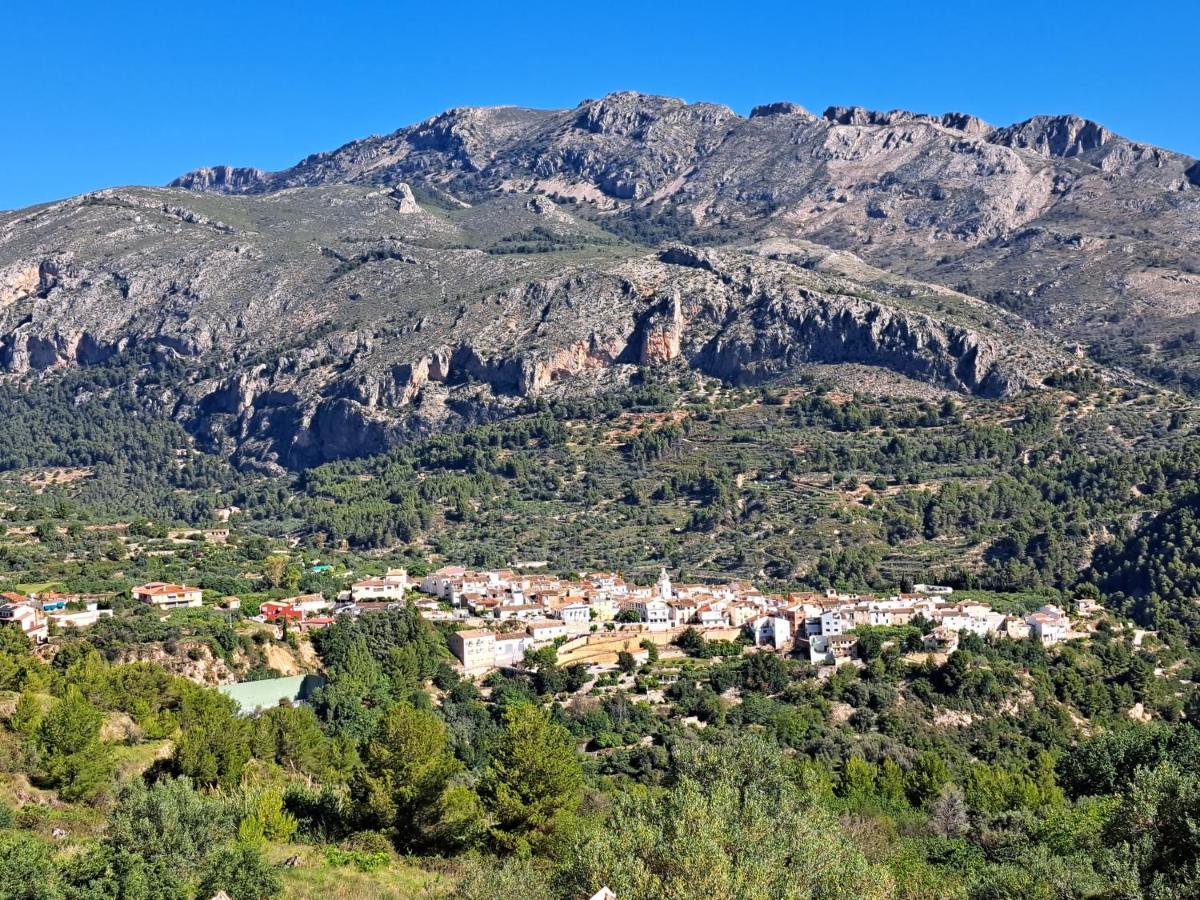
[
  {"left": 0, "top": 603, "right": 47, "bottom": 642},
  {"left": 448, "top": 630, "right": 496, "bottom": 675},
  {"left": 551, "top": 602, "right": 591, "bottom": 626},
  {"left": 746, "top": 615, "right": 791, "bottom": 650},
  {"left": 656, "top": 568, "right": 673, "bottom": 600},
  {"left": 1026, "top": 606, "right": 1069, "bottom": 646},
  {"left": 526, "top": 619, "right": 569, "bottom": 642},
  {"left": 820, "top": 610, "right": 850, "bottom": 636},
  {"left": 133, "top": 582, "right": 203, "bottom": 610},
  {"left": 493, "top": 633, "right": 534, "bottom": 667},
  {"left": 350, "top": 572, "right": 408, "bottom": 603},
  {"left": 631, "top": 598, "right": 671, "bottom": 629},
  {"left": 808, "top": 634, "right": 857, "bottom": 666},
  {"left": 47, "top": 603, "right": 113, "bottom": 631}
]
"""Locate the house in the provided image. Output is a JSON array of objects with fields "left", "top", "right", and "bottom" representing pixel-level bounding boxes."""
[
  {"left": 913, "top": 584, "right": 953, "bottom": 595},
  {"left": 526, "top": 619, "right": 569, "bottom": 642},
  {"left": 0, "top": 603, "right": 47, "bottom": 642},
  {"left": 1026, "top": 606, "right": 1069, "bottom": 646},
  {"left": 695, "top": 606, "right": 728, "bottom": 628},
  {"left": 298, "top": 615, "right": 335, "bottom": 632},
  {"left": 37, "top": 592, "right": 72, "bottom": 612},
  {"left": 627, "top": 598, "right": 670, "bottom": 628},
  {"left": 419, "top": 566, "right": 466, "bottom": 600},
  {"left": 588, "top": 596, "right": 616, "bottom": 622},
  {"left": 819, "top": 610, "right": 849, "bottom": 636},
  {"left": 350, "top": 575, "right": 407, "bottom": 603},
  {"left": 746, "top": 615, "right": 792, "bottom": 649},
  {"left": 807, "top": 633, "right": 858, "bottom": 666},
  {"left": 1003, "top": 616, "right": 1031, "bottom": 640},
  {"left": 260, "top": 601, "right": 303, "bottom": 623},
  {"left": 923, "top": 626, "right": 960, "bottom": 653},
  {"left": 133, "top": 582, "right": 202, "bottom": 609},
  {"left": 551, "top": 601, "right": 591, "bottom": 626},
  {"left": 287, "top": 593, "right": 331, "bottom": 615},
  {"left": 448, "top": 630, "right": 496, "bottom": 675},
  {"left": 668, "top": 600, "right": 698, "bottom": 628},
  {"left": 494, "top": 633, "right": 534, "bottom": 667},
  {"left": 48, "top": 604, "right": 113, "bottom": 630}
]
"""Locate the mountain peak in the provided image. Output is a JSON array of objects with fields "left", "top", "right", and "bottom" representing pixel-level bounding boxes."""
[
  {"left": 822, "top": 106, "right": 991, "bottom": 134},
  {"left": 749, "top": 101, "right": 814, "bottom": 119},
  {"left": 989, "top": 114, "right": 1115, "bottom": 158},
  {"left": 169, "top": 165, "right": 266, "bottom": 192}
]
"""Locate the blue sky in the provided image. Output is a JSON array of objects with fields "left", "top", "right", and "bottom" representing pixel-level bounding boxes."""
[{"left": 3, "top": 0, "right": 1196, "bottom": 210}]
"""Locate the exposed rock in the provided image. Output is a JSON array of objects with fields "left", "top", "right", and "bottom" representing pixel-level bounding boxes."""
[
  {"left": 749, "top": 101, "right": 812, "bottom": 119},
  {"left": 170, "top": 165, "right": 266, "bottom": 192},
  {"left": 0, "top": 91, "right": 1190, "bottom": 467}
]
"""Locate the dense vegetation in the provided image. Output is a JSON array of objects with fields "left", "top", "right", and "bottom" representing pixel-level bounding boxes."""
[
  {"left": 6, "top": 356, "right": 1200, "bottom": 896},
  {"left": 0, "top": 581, "right": 1199, "bottom": 897}
]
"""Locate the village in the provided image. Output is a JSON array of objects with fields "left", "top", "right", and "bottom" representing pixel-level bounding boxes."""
[
  {"left": 420, "top": 567, "right": 1087, "bottom": 675},
  {"left": 0, "top": 564, "right": 1091, "bottom": 681},
  {"left": 1, "top": 563, "right": 1088, "bottom": 674}
]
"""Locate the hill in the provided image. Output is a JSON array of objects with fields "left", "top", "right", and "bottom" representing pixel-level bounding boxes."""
[{"left": 4, "top": 92, "right": 1198, "bottom": 472}]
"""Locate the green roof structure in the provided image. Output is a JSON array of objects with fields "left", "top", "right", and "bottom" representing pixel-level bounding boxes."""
[{"left": 219, "top": 673, "right": 325, "bottom": 715}]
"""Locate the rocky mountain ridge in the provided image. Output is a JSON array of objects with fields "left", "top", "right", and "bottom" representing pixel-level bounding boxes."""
[
  {"left": 167, "top": 92, "right": 1200, "bottom": 389},
  {"left": 1, "top": 91, "right": 1193, "bottom": 469}
]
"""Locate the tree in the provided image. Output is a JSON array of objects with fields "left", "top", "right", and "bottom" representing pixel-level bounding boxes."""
[
  {"left": 907, "top": 751, "right": 951, "bottom": 807},
  {"left": 558, "top": 736, "right": 893, "bottom": 900},
  {"left": 483, "top": 703, "right": 583, "bottom": 852},
  {"left": 742, "top": 652, "right": 787, "bottom": 694},
  {"left": 1103, "top": 763, "right": 1200, "bottom": 893},
  {"left": 251, "top": 705, "right": 331, "bottom": 777},
  {"left": 10, "top": 690, "right": 41, "bottom": 738},
  {"left": 0, "top": 833, "right": 57, "bottom": 899},
  {"left": 639, "top": 639, "right": 659, "bottom": 663},
  {"left": 173, "top": 687, "right": 250, "bottom": 787},
  {"left": 36, "top": 686, "right": 101, "bottom": 756},
  {"left": 261, "top": 555, "right": 290, "bottom": 589},
  {"left": 876, "top": 758, "right": 908, "bottom": 809},
  {"left": 617, "top": 651, "right": 637, "bottom": 674},
  {"left": 354, "top": 702, "right": 481, "bottom": 852},
  {"left": 237, "top": 789, "right": 297, "bottom": 847},
  {"left": 35, "top": 686, "right": 112, "bottom": 801},
  {"left": 929, "top": 784, "right": 969, "bottom": 837},
  {"left": 109, "top": 777, "right": 233, "bottom": 869},
  {"left": 839, "top": 755, "right": 877, "bottom": 806},
  {"left": 197, "top": 843, "right": 282, "bottom": 900}
]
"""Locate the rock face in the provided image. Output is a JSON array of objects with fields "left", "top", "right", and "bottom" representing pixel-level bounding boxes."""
[
  {"left": 165, "top": 93, "right": 1199, "bottom": 388},
  {"left": 169, "top": 165, "right": 266, "bottom": 192},
  {"left": 3, "top": 90, "right": 1194, "bottom": 467}
]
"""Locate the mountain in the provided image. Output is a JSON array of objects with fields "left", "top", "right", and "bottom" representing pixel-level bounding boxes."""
[{"left": 2, "top": 91, "right": 1196, "bottom": 469}]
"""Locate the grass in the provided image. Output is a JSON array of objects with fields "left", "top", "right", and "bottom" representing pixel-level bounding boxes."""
[
  {"left": 14, "top": 581, "right": 63, "bottom": 593},
  {"left": 268, "top": 844, "right": 453, "bottom": 899},
  {"left": 110, "top": 738, "right": 171, "bottom": 780}
]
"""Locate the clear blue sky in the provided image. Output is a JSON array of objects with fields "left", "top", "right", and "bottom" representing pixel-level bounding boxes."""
[{"left": 4, "top": 0, "right": 1196, "bottom": 210}]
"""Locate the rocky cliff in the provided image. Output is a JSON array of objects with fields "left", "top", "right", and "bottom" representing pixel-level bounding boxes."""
[
  {"left": 165, "top": 92, "right": 1199, "bottom": 389},
  {"left": 3, "top": 91, "right": 1187, "bottom": 468}
]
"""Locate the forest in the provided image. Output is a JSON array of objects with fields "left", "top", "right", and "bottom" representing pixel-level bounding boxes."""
[
  {"left": 0, "top": 595, "right": 1197, "bottom": 897},
  {"left": 3, "top": 358, "right": 1200, "bottom": 896}
]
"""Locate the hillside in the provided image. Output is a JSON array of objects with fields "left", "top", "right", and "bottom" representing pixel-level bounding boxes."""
[
  {"left": 170, "top": 91, "right": 1200, "bottom": 386},
  {"left": 3, "top": 92, "right": 1197, "bottom": 473}
]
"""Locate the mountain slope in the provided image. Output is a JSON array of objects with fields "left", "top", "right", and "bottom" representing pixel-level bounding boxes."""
[
  {"left": 0, "top": 178, "right": 1063, "bottom": 469},
  {"left": 170, "top": 92, "right": 1200, "bottom": 387},
  {"left": 2, "top": 91, "right": 1193, "bottom": 470}
]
